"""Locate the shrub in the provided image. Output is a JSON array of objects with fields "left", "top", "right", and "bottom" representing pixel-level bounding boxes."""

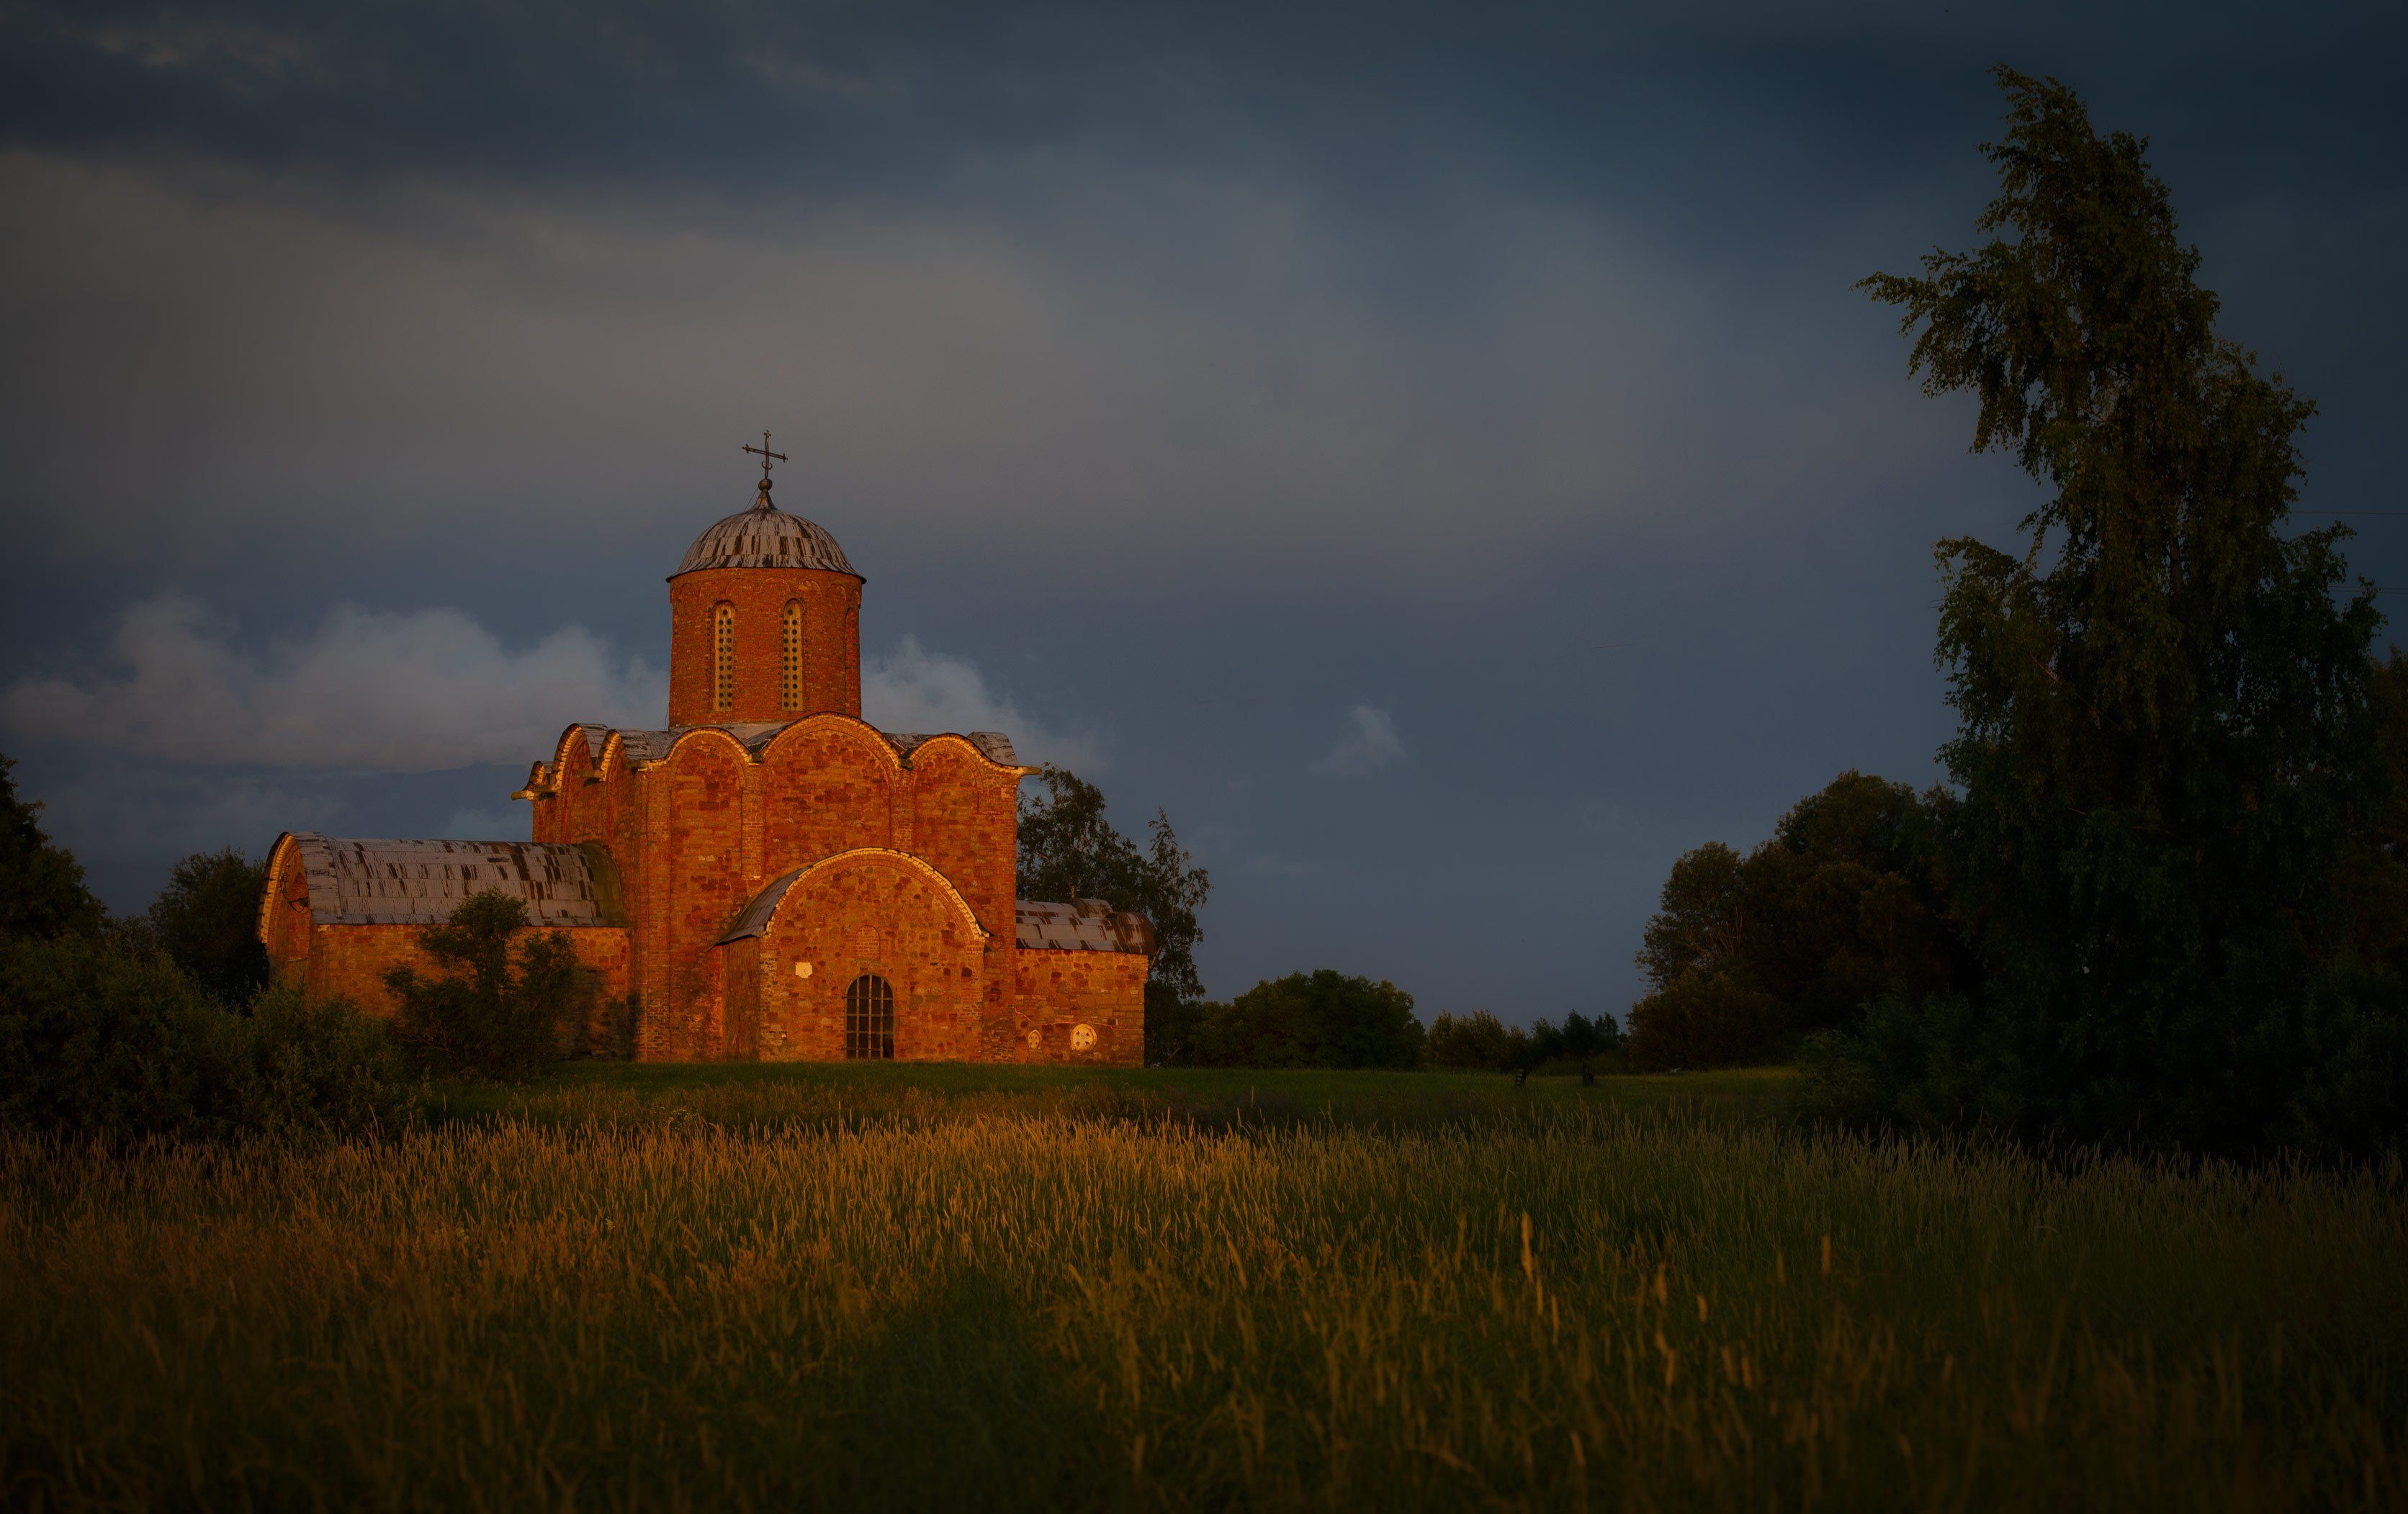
[
  {"left": 0, "top": 934, "right": 217, "bottom": 1137},
  {"left": 241, "top": 985, "right": 413, "bottom": 1137},
  {"left": 0, "top": 934, "right": 405, "bottom": 1140},
  {"left": 384, "top": 891, "right": 596, "bottom": 1078}
]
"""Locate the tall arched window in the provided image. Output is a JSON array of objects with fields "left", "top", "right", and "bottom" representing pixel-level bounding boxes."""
[
  {"left": 780, "top": 599, "right": 804, "bottom": 709},
  {"left": 712, "top": 602, "right": 735, "bottom": 712},
  {"left": 845, "top": 973, "right": 894, "bottom": 1060}
]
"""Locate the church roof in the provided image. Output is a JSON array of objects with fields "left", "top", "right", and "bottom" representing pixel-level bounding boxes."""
[
  {"left": 591, "top": 723, "right": 1020, "bottom": 769},
  {"left": 886, "top": 730, "right": 1023, "bottom": 767},
  {"left": 278, "top": 834, "right": 625, "bottom": 927},
  {"left": 1014, "top": 899, "right": 1157, "bottom": 955},
  {"left": 673, "top": 487, "right": 858, "bottom": 578}
]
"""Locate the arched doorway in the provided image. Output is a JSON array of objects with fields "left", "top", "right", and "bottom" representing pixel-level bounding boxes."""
[{"left": 845, "top": 973, "right": 895, "bottom": 1060}]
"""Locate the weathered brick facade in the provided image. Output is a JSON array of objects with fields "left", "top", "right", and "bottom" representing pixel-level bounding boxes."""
[
  {"left": 259, "top": 474, "right": 1152, "bottom": 1064},
  {"left": 666, "top": 567, "right": 861, "bottom": 726}
]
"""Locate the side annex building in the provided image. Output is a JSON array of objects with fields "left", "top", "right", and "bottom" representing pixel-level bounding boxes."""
[{"left": 256, "top": 461, "right": 1153, "bottom": 1063}]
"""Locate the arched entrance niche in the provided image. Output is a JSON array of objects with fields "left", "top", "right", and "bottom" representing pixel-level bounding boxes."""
[{"left": 724, "top": 848, "right": 987, "bottom": 1061}]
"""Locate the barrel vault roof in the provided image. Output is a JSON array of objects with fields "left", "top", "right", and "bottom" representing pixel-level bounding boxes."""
[
  {"left": 280, "top": 834, "right": 625, "bottom": 927},
  {"left": 1014, "top": 899, "right": 1156, "bottom": 955}
]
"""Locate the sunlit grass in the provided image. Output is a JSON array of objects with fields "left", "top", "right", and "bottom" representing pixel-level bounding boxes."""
[{"left": 3, "top": 1069, "right": 2402, "bottom": 1510}]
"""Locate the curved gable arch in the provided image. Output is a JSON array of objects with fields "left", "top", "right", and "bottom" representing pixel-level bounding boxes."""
[
  {"left": 551, "top": 724, "right": 596, "bottom": 782},
  {"left": 734, "top": 847, "right": 990, "bottom": 945},
  {"left": 760, "top": 711, "right": 903, "bottom": 772},
  {"left": 758, "top": 713, "right": 899, "bottom": 872},
  {"left": 657, "top": 725, "right": 754, "bottom": 768},
  {"left": 902, "top": 731, "right": 1028, "bottom": 776},
  {"left": 257, "top": 832, "right": 302, "bottom": 946}
]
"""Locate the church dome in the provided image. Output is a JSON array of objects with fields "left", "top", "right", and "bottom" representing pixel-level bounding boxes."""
[{"left": 673, "top": 487, "right": 858, "bottom": 577}]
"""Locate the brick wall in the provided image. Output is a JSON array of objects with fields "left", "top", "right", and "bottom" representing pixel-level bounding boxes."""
[
  {"left": 1014, "top": 950, "right": 1148, "bottom": 1066},
  {"left": 759, "top": 718, "right": 897, "bottom": 875},
  {"left": 902, "top": 738, "right": 1019, "bottom": 937},
  {"left": 743, "top": 852, "right": 988, "bottom": 1062},
  {"left": 297, "top": 922, "right": 631, "bottom": 1018},
  {"left": 657, "top": 731, "right": 747, "bottom": 1058},
  {"left": 667, "top": 567, "right": 861, "bottom": 725}
]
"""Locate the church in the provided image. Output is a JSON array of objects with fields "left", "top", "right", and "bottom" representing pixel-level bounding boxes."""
[{"left": 255, "top": 443, "right": 1154, "bottom": 1063}]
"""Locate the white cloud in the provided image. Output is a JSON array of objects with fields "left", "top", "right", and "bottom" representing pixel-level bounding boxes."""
[
  {"left": 862, "top": 635, "right": 1100, "bottom": 771},
  {"left": 0, "top": 595, "right": 662, "bottom": 772},
  {"left": 1314, "top": 703, "right": 1407, "bottom": 777}
]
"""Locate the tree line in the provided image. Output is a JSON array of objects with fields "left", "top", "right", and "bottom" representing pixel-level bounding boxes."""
[{"left": 1019, "top": 766, "right": 1621, "bottom": 1071}]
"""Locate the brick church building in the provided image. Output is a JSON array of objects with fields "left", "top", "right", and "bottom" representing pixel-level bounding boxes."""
[{"left": 256, "top": 450, "right": 1154, "bottom": 1063}]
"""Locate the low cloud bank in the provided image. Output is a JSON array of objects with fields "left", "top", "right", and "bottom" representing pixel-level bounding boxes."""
[
  {"left": 1, "top": 595, "right": 662, "bottom": 771},
  {"left": 2, "top": 597, "right": 1097, "bottom": 777}
]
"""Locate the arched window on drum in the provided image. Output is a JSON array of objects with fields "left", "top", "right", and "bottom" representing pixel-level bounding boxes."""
[
  {"left": 712, "top": 601, "right": 736, "bottom": 712},
  {"left": 781, "top": 599, "right": 804, "bottom": 709},
  {"left": 845, "top": 973, "right": 894, "bottom": 1060}
]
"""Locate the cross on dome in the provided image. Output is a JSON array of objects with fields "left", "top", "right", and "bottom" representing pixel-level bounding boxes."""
[{"left": 741, "top": 430, "right": 789, "bottom": 505}]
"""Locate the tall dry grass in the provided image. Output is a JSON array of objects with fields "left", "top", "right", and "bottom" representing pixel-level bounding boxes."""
[{"left": 3, "top": 1107, "right": 2403, "bottom": 1510}]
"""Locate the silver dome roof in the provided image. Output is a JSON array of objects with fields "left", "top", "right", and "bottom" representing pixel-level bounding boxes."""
[{"left": 673, "top": 487, "right": 858, "bottom": 577}]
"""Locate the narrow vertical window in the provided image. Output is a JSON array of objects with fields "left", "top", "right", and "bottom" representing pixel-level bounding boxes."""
[
  {"left": 712, "top": 602, "right": 734, "bottom": 712},
  {"left": 781, "top": 599, "right": 804, "bottom": 709},
  {"left": 845, "top": 974, "right": 895, "bottom": 1060}
]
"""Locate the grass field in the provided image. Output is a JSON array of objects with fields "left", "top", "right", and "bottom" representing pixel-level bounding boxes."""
[{"left": 4, "top": 1063, "right": 2404, "bottom": 1510}]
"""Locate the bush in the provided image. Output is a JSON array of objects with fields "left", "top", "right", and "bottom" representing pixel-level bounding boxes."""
[
  {"left": 0, "top": 934, "right": 406, "bottom": 1141},
  {"left": 241, "top": 984, "right": 413, "bottom": 1137},
  {"left": 1625, "top": 970, "right": 1783, "bottom": 1073},
  {"left": 0, "top": 934, "right": 217, "bottom": 1137},
  {"left": 385, "top": 891, "right": 597, "bottom": 1078}
]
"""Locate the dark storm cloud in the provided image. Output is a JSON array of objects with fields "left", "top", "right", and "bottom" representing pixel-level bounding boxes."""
[
  {"left": 0, "top": 0, "right": 2401, "bottom": 1015},
  {"left": 6, "top": 2, "right": 2396, "bottom": 207}
]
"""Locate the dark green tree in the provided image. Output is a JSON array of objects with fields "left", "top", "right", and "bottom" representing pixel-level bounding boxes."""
[
  {"left": 1191, "top": 970, "right": 1424, "bottom": 1068},
  {"left": 1422, "top": 1009, "right": 1529, "bottom": 1071},
  {"left": 144, "top": 849, "right": 271, "bottom": 1007},
  {"left": 0, "top": 752, "right": 104, "bottom": 941},
  {"left": 1017, "top": 766, "right": 1212, "bottom": 1004},
  {"left": 1841, "top": 68, "right": 2396, "bottom": 1152},
  {"left": 382, "top": 892, "right": 594, "bottom": 1078},
  {"left": 1559, "top": 1011, "right": 1619, "bottom": 1061},
  {"left": 1627, "top": 772, "right": 1957, "bottom": 1070}
]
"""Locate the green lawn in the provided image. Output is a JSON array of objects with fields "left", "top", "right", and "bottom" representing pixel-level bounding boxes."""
[
  {"left": 436, "top": 1058, "right": 1802, "bottom": 1132},
  {"left": 4, "top": 1062, "right": 2402, "bottom": 1510}
]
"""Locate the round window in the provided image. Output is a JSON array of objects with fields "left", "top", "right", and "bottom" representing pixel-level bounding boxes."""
[
  {"left": 1071, "top": 1024, "right": 1097, "bottom": 1052},
  {"left": 1025, "top": 1027, "right": 1042, "bottom": 1050}
]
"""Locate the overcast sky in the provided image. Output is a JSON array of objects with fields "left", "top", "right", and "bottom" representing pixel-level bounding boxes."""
[{"left": 2, "top": 1, "right": 2402, "bottom": 1020}]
